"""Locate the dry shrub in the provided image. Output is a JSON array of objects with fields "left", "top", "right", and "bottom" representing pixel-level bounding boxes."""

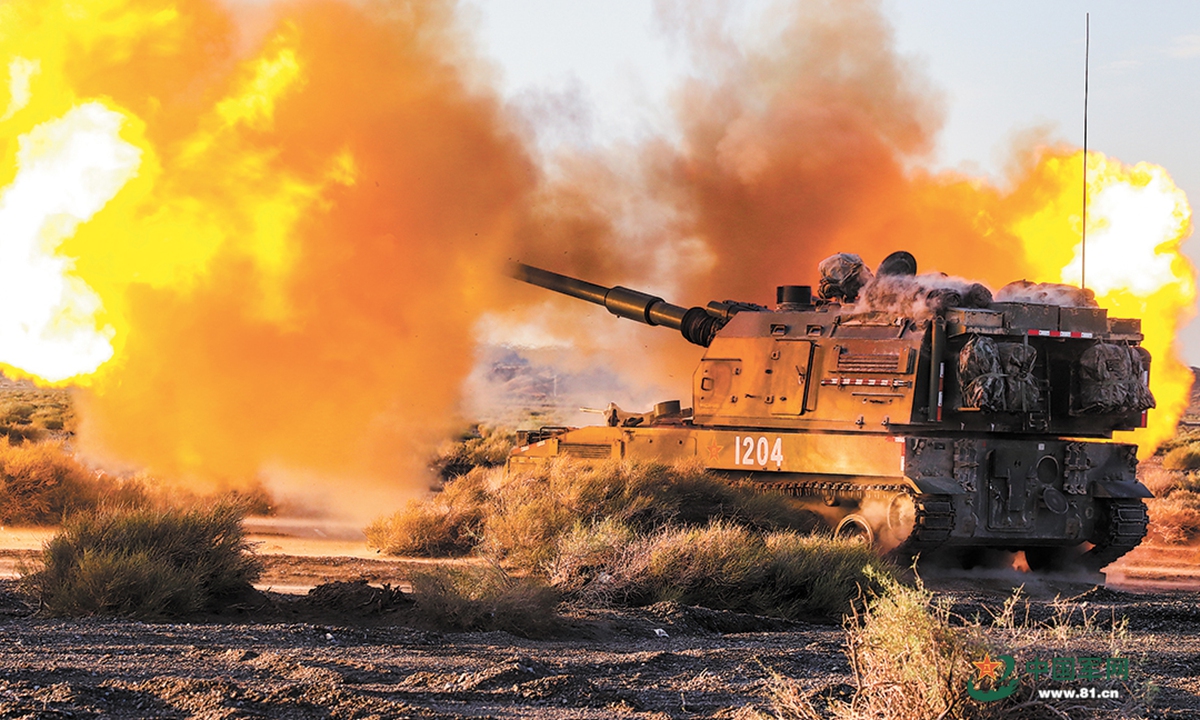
[
  {"left": 1155, "top": 428, "right": 1200, "bottom": 455},
  {"left": 0, "top": 401, "right": 36, "bottom": 427},
  {"left": 223, "top": 481, "right": 275, "bottom": 516},
  {"left": 0, "top": 441, "right": 276, "bottom": 525},
  {"left": 765, "top": 533, "right": 890, "bottom": 619},
  {"left": 30, "top": 408, "right": 65, "bottom": 431},
  {"left": 767, "top": 571, "right": 1001, "bottom": 720},
  {"left": 365, "top": 469, "right": 489, "bottom": 556},
  {"left": 840, "top": 572, "right": 981, "bottom": 718},
  {"left": 479, "top": 459, "right": 820, "bottom": 570},
  {"left": 22, "top": 504, "right": 262, "bottom": 619},
  {"left": 476, "top": 467, "right": 582, "bottom": 569},
  {"left": 408, "top": 565, "right": 560, "bottom": 637},
  {"left": 1146, "top": 490, "right": 1200, "bottom": 544},
  {"left": 369, "top": 458, "right": 881, "bottom": 618},
  {"left": 546, "top": 517, "right": 636, "bottom": 593},
  {"left": 131, "top": 477, "right": 276, "bottom": 518},
  {"left": 1139, "top": 463, "right": 1179, "bottom": 497},
  {"left": 364, "top": 500, "right": 481, "bottom": 556},
  {"left": 0, "top": 388, "right": 76, "bottom": 438},
  {"left": 1179, "top": 472, "right": 1200, "bottom": 493},
  {"left": 767, "top": 578, "right": 1147, "bottom": 720},
  {"left": 566, "top": 521, "right": 890, "bottom": 619},
  {"left": 0, "top": 441, "right": 127, "bottom": 525},
  {"left": 598, "top": 521, "right": 770, "bottom": 609},
  {"left": 1162, "top": 443, "right": 1200, "bottom": 472},
  {"left": 368, "top": 459, "right": 820, "bottom": 566},
  {"left": 0, "top": 424, "right": 43, "bottom": 443},
  {"left": 431, "top": 425, "right": 518, "bottom": 479}
]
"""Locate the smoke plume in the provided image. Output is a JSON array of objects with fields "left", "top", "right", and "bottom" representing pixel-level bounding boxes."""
[{"left": 503, "top": 0, "right": 1194, "bottom": 453}]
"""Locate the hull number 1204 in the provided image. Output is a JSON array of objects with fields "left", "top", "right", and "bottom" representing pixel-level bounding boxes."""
[{"left": 733, "top": 436, "right": 784, "bottom": 468}]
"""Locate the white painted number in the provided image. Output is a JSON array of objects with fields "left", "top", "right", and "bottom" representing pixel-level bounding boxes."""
[
  {"left": 733, "top": 436, "right": 784, "bottom": 469},
  {"left": 771, "top": 438, "right": 784, "bottom": 466}
]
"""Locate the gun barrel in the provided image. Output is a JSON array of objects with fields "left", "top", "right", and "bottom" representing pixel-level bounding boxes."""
[{"left": 509, "top": 262, "right": 688, "bottom": 329}]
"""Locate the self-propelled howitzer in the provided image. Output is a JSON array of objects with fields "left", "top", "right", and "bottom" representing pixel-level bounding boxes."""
[{"left": 506, "top": 258, "right": 1153, "bottom": 571}]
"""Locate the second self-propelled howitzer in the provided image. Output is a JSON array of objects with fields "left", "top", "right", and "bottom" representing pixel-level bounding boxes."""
[{"left": 506, "top": 255, "right": 1154, "bottom": 572}]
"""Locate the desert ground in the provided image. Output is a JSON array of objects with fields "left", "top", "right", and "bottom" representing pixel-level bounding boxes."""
[
  {"left": 1, "top": 376, "right": 1197, "bottom": 717},
  {"left": 1, "top": 520, "right": 1198, "bottom": 719}
]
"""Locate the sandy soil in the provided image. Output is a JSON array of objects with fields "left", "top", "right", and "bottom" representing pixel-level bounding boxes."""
[{"left": 1, "top": 524, "right": 1198, "bottom": 719}]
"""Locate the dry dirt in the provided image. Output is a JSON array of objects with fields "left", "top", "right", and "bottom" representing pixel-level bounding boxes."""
[{"left": 0, "top": 525, "right": 1198, "bottom": 719}]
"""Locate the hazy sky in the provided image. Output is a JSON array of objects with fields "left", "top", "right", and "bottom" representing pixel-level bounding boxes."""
[{"left": 464, "top": 0, "right": 1200, "bottom": 363}]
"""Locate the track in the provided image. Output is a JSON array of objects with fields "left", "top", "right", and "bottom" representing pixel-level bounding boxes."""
[{"left": 1081, "top": 498, "right": 1150, "bottom": 570}]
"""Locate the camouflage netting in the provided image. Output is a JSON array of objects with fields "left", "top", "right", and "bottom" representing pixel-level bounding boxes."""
[
  {"left": 999, "top": 343, "right": 1039, "bottom": 411},
  {"left": 851, "top": 273, "right": 993, "bottom": 318},
  {"left": 1078, "top": 344, "right": 1156, "bottom": 414},
  {"left": 995, "top": 280, "right": 1099, "bottom": 308},
  {"left": 818, "top": 253, "right": 873, "bottom": 302},
  {"left": 958, "top": 336, "right": 1041, "bottom": 412},
  {"left": 820, "top": 252, "right": 995, "bottom": 315},
  {"left": 924, "top": 282, "right": 993, "bottom": 314},
  {"left": 959, "top": 336, "right": 1004, "bottom": 411}
]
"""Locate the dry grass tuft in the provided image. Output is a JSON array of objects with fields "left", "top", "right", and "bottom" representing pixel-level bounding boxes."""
[
  {"left": 1138, "top": 454, "right": 1200, "bottom": 545},
  {"left": 22, "top": 504, "right": 261, "bottom": 619},
  {"left": 430, "top": 425, "right": 518, "bottom": 479},
  {"left": 546, "top": 517, "right": 636, "bottom": 594},
  {"left": 765, "top": 533, "right": 892, "bottom": 619},
  {"left": 369, "top": 458, "right": 876, "bottom": 618},
  {"left": 1179, "top": 472, "right": 1200, "bottom": 494},
  {"left": 1138, "top": 463, "right": 1178, "bottom": 497},
  {"left": 840, "top": 572, "right": 982, "bottom": 718},
  {"left": 1147, "top": 490, "right": 1200, "bottom": 544},
  {"left": 0, "top": 388, "right": 76, "bottom": 440},
  {"left": 767, "top": 575, "right": 1151, "bottom": 719},
  {"left": 478, "top": 459, "right": 821, "bottom": 569},
  {"left": 1155, "top": 428, "right": 1200, "bottom": 456},
  {"left": 0, "top": 441, "right": 138, "bottom": 525},
  {"left": 408, "top": 565, "right": 561, "bottom": 637},
  {"left": 769, "top": 571, "right": 1000, "bottom": 720},
  {"left": 365, "top": 469, "right": 488, "bottom": 556},
  {"left": 1162, "top": 444, "right": 1200, "bottom": 472},
  {"left": 558, "top": 520, "right": 890, "bottom": 619},
  {"left": 364, "top": 500, "right": 481, "bottom": 557},
  {"left": 0, "top": 440, "right": 278, "bottom": 526},
  {"left": 368, "top": 459, "right": 820, "bottom": 567},
  {"left": 583, "top": 520, "right": 771, "bottom": 609}
]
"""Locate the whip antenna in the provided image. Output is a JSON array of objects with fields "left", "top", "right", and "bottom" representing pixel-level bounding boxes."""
[{"left": 1081, "top": 13, "right": 1090, "bottom": 290}]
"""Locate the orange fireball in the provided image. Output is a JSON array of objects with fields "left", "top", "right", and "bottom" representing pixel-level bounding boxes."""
[{"left": 1010, "top": 151, "right": 1195, "bottom": 455}]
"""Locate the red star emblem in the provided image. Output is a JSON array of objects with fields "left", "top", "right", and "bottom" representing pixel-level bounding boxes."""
[
  {"left": 705, "top": 439, "right": 724, "bottom": 462},
  {"left": 973, "top": 653, "right": 1004, "bottom": 682}
]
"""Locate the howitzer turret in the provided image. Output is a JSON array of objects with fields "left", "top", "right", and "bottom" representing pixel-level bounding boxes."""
[{"left": 506, "top": 254, "right": 1154, "bottom": 576}]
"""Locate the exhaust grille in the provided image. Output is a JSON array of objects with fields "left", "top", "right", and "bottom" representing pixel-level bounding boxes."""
[
  {"left": 559, "top": 443, "right": 612, "bottom": 459},
  {"left": 837, "top": 352, "right": 902, "bottom": 373}
]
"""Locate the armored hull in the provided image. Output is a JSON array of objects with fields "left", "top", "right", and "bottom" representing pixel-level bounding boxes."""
[{"left": 507, "top": 261, "right": 1153, "bottom": 570}]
